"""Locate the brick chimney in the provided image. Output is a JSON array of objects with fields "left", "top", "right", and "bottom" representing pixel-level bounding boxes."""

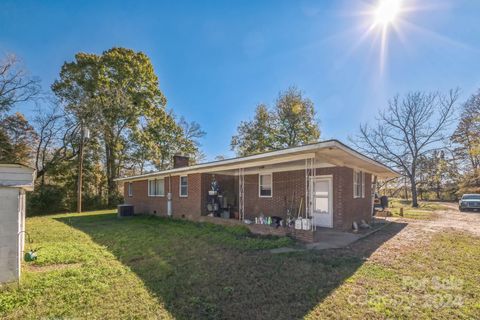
[{"left": 173, "top": 153, "right": 189, "bottom": 168}]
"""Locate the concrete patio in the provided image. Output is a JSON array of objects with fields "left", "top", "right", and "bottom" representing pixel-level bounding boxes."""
[{"left": 270, "top": 221, "right": 390, "bottom": 253}]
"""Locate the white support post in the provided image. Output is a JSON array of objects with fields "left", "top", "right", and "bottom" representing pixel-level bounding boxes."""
[
  {"left": 238, "top": 168, "right": 245, "bottom": 221},
  {"left": 371, "top": 175, "right": 378, "bottom": 217},
  {"left": 305, "top": 159, "right": 309, "bottom": 229},
  {"left": 311, "top": 156, "right": 316, "bottom": 231},
  {"left": 305, "top": 157, "right": 316, "bottom": 231}
]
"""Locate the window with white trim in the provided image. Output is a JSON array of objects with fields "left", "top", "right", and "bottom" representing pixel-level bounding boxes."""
[
  {"left": 259, "top": 173, "right": 272, "bottom": 197},
  {"left": 128, "top": 183, "right": 133, "bottom": 197},
  {"left": 179, "top": 176, "right": 188, "bottom": 197},
  {"left": 353, "top": 170, "right": 365, "bottom": 198},
  {"left": 148, "top": 178, "right": 165, "bottom": 197}
]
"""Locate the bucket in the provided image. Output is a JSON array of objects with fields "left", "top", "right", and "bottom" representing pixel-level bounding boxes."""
[
  {"left": 302, "top": 218, "right": 311, "bottom": 230},
  {"left": 295, "top": 219, "right": 302, "bottom": 230}
]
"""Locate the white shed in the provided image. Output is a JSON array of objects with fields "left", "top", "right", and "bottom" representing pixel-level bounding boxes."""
[{"left": 0, "top": 164, "right": 35, "bottom": 283}]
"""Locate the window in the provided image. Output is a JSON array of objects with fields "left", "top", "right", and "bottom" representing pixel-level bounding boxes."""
[
  {"left": 148, "top": 178, "right": 165, "bottom": 197},
  {"left": 179, "top": 176, "right": 188, "bottom": 197},
  {"left": 128, "top": 183, "right": 133, "bottom": 197},
  {"left": 353, "top": 170, "right": 365, "bottom": 198},
  {"left": 259, "top": 173, "right": 272, "bottom": 197}
]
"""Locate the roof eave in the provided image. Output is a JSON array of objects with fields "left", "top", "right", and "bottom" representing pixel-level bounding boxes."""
[{"left": 115, "top": 140, "right": 398, "bottom": 182}]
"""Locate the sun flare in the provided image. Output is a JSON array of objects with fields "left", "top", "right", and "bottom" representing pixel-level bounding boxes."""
[
  {"left": 339, "top": 0, "right": 458, "bottom": 74},
  {"left": 374, "top": 0, "right": 401, "bottom": 27}
]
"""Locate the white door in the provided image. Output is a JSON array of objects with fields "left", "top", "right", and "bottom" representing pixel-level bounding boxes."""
[{"left": 311, "top": 177, "right": 333, "bottom": 228}]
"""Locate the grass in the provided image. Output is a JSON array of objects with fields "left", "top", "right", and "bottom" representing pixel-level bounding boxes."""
[
  {"left": 306, "top": 232, "right": 480, "bottom": 319},
  {"left": 1, "top": 210, "right": 479, "bottom": 319},
  {"left": 388, "top": 199, "right": 451, "bottom": 220}
]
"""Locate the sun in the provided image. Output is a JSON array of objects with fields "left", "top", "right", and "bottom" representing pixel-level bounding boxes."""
[{"left": 374, "top": 0, "right": 401, "bottom": 26}]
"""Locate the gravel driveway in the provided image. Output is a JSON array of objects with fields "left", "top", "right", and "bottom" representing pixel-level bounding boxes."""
[{"left": 349, "top": 203, "right": 480, "bottom": 265}]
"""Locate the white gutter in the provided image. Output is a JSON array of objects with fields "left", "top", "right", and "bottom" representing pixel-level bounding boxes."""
[{"left": 115, "top": 140, "right": 398, "bottom": 182}]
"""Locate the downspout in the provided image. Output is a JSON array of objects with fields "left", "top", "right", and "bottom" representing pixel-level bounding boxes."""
[
  {"left": 167, "top": 175, "right": 172, "bottom": 217},
  {"left": 371, "top": 175, "right": 378, "bottom": 216}
]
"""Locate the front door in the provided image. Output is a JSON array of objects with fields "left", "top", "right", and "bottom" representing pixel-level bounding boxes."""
[{"left": 311, "top": 177, "right": 333, "bottom": 228}]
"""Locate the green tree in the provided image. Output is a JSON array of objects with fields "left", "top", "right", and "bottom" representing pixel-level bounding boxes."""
[
  {"left": 0, "top": 112, "right": 37, "bottom": 164},
  {"left": 451, "top": 90, "right": 480, "bottom": 194},
  {"left": 273, "top": 87, "right": 320, "bottom": 148},
  {"left": 416, "top": 150, "right": 455, "bottom": 200},
  {"left": 231, "top": 104, "right": 274, "bottom": 156},
  {"left": 52, "top": 47, "right": 203, "bottom": 204},
  {"left": 231, "top": 87, "right": 320, "bottom": 156},
  {"left": 0, "top": 53, "right": 40, "bottom": 164},
  {"left": 52, "top": 48, "right": 169, "bottom": 204},
  {"left": 451, "top": 90, "right": 480, "bottom": 171}
]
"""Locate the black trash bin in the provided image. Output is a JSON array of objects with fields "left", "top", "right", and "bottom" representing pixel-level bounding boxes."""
[{"left": 380, "top": 196, "right": 389, "bottom": 210}]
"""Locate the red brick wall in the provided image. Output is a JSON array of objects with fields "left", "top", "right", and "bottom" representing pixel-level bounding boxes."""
[
  {"left": 124, "top": 167, "right": 373, "bottom": 231},
  {"left": 242, "top": 167, "right": 372, "bottom": 230},
  {"left": 124, "top": 173, "right": 203, "bottom": 219},
  {"left": 318, "top": 167, "right": 372, "bottom": 230},
  {"left": 243, "top": 170, "right": 306, "bottom": 220},
  {"left": 173, "top": 155, "right": 189, "bottom": 168},
  {"left": 170, "top": 174, "right": 203, "bottom": 219}
]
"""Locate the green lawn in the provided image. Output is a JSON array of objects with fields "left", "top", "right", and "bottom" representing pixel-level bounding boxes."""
[
  {"left": 388, "top": 199, "right": 452, "bottom": 220},
  {"left": 1, "top": 210, "right": 479, "bottom": 319}
]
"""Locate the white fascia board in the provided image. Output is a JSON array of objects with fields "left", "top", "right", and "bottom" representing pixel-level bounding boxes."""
[
  {"left": 114, "top": 139, "right": 397, "bottom": 182},
  {"left": 0, "top": 182, "right": 34, "bottom": 191},
  {"left": 332, "top": 142, "right": 399, "bottom": 177},
  {"left": 116, "top": 152, "right": 319, "bottom": 182}
]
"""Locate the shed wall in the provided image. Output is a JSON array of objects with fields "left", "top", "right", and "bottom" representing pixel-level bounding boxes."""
[{"left": 0, "top": 187, "right": 20, "bottom": 283}]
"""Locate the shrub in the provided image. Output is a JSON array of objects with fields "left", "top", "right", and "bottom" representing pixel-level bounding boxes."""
[{"left": 27, "top": 184, "right": 71, "bottom": 215}]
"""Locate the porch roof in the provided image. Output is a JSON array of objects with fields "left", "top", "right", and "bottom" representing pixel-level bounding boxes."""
[{"left": 115, "top": 139, "right": 399, "bottom": 182}]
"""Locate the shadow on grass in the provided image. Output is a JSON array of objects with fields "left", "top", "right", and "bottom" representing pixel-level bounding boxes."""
[{"left": 56, "top": 213, "right": 406, "bottom": 320}]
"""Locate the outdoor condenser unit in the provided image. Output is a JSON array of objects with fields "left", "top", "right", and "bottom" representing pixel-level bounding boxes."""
[{"left": 117, "top": 204, "right": 134, "bottom": 217}]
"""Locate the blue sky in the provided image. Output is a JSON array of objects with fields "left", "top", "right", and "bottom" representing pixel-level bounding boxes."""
[{"left": 1, "top": 0, "right": 479, "bottom": 160}]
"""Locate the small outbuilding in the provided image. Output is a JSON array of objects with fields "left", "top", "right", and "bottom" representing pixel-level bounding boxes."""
[{"left": 0, "top": 164, "right": 35, "bottom": 283}]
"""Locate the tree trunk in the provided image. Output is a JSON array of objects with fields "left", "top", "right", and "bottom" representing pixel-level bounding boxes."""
[
  {"left": 105, "top": 141, "right": 117, "bottom": 207},
  {"left": 77, "top": 126, "right": 84, "bottom": 213},
  {"left": 410, "top": 175, "right": 419, "bottom": 207}
]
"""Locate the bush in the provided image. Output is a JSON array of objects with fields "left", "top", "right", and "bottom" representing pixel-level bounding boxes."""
[
  {"left": 108, "top": 191, "right": 124, "bottom": 208},
  {"left": 27, "top": 184, "right": 71, "bottom": 216},
  {"left": 27, "top": 184, "right": 119, "bottom": 216},
  {"left": 82, "top": 194, "right": 109, "bottom": 211}
]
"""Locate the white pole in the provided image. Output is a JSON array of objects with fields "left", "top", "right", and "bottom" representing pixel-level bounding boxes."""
[{"left": 238, "top": 168, "right": 245, "bottom": 221}]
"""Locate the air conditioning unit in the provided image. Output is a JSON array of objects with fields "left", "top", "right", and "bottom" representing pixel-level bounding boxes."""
[{"left": 117, "top": 204, "right": 134, "bottom": 217}]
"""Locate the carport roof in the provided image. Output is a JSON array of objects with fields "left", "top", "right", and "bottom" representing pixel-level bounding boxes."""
[{"left": 115, "top": 139, "right": 399, "bottom": 182}]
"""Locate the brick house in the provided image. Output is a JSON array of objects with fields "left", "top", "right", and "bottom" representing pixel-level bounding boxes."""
[{"left": 116, "top": 140, "right": 397, "bottom": 239}]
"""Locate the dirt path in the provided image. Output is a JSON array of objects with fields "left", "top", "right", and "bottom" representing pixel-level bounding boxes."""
[
  {"left": 358, "top": 203, "right": 480, "bottom": 264},
  {"left": 390, "top": 202, "right": 480, "bottom": 236}
]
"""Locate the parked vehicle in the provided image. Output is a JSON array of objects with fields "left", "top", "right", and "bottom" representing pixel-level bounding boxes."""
[{"left": 459, "top": 194, "right": 480, "bottom": 212}]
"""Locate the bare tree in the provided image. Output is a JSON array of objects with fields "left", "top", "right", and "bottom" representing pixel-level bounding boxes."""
[
  {"left": 352, "top": 90, "right": 459, "bottom": 207},
  {"left": 214, "top": 155, "right": 227, "bottom": 161},
  {"left": 33, "top": 104, "right": 80, "bottom": 183},
  {"left": 0, "top": 54, "right": 41, "bottom": 115},
  {"left": 179, "top": 116, "right": 206, "bottom": 163}
]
